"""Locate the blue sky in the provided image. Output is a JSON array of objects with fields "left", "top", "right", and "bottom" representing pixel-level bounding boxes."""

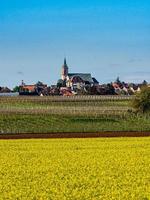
[{"left": 0, "top": 0, "right": 150, "bottom": 88}]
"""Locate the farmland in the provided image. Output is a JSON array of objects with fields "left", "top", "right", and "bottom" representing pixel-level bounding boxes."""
[
  {"left": 0, "top": 95, "right": 150, "bottom": 133},
  {"left": 0, "top": 138, "right": 149, "bottom": 200}
]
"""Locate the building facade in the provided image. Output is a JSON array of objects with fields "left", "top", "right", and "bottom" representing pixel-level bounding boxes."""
[{"left": 61, "top": 58, "right": 99, "bottom": 89}]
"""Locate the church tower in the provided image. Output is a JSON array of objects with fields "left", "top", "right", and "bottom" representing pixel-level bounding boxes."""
[{"left": 61, "top": 58, "right": 68, "bottom": 80}]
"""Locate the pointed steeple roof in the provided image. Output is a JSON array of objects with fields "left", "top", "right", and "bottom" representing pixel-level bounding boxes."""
[
  {"left": 64, "top": 57, "right": 67, "bottom": 65},
  {"left": 63, "top": 57, "right": 68, "bottom": 68},
  {"left": 61, "top": 57, "right": 69, "bottom": 80}
]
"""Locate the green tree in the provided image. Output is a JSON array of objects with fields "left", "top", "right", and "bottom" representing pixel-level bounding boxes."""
[
  {"left": 132, "top": 86, "right": 150, "bottom": 113},
  {"left": 13, "top": 86, "right": 20, "bottom": 92},
  {"left": 57, "top": 79, "right": 66, "bottom": 88}
]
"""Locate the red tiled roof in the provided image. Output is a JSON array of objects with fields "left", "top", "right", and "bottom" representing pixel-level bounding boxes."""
[
  {"left": 112, "top": 83, "right": 120, "bottom": 88},
  {"left": 22, "top": 85, "right": 36, "bottom": 91}
]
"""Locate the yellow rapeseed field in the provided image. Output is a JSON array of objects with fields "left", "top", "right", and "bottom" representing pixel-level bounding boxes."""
[{"left": 0, "top": 138, "right": 149, "bottom": 200}]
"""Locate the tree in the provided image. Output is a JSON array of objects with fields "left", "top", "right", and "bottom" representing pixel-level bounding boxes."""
[
  {"left": 142, "top": 80, "right": 148, "bottom": 86},
  {"left": 115, "top": 77, "right": 121, "bottom": 84},
  {"left": 13, "top": 86, "right": 20, "bottom": 93},
  {"left": 132, "top": 86, "right": 150, "bottom": 113},
  {"left": 36, "top": 81, "right": 44, "bottom": 86},
  {"left": 106, "top": 84, "right": 115, "bottom": 95},
  {"left": 57, "top": 79, "right": 66, "bottom": 88}
]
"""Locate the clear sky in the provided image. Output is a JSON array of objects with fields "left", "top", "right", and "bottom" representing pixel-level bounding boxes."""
[{"left": 0, "top": 0, "right": 150, "bottom": 88}]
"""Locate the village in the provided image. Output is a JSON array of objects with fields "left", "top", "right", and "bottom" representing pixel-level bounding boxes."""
[{"left": 0, "top": 58, "right": 149, "bottom": 96}]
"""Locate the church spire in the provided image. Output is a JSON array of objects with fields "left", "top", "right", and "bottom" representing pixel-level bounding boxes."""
[
  {"left": 61, "top": 58, "right": 69, "bottom": 80},
  {"left": 64, "top": 57, "right": 67, "bottom": 66}
]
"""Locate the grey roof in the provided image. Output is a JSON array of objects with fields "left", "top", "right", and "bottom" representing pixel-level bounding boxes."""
[
  {"left": 92, "top": 77, "right": 99, "bottom": 84},
  {"left": 68, "top": 73, "right": 93, "bottom": 83}
]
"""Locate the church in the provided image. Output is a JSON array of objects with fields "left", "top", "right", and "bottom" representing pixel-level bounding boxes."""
[{"left": 60, "top": 58, "right": 99, "bottom": 89}]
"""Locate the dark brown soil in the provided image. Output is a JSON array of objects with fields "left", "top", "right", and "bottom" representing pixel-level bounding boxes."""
[{"left": 0, "top": 132, "right": 150, "bottom": 140}]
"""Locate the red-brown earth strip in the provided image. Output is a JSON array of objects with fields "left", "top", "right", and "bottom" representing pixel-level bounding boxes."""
[{"left": 0, "top": 132, "right": 150, "bottom": 139}]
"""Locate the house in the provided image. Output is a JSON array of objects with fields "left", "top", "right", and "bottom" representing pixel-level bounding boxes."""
[
  {"left": 60, "top": 58, "right": 99, "bottom": 90},
  {"left": 92, "top": 77, "right": 99, "bottom": 86},
  {"left": 19, "top": 85, "right": 38, "bottom": 95},
  {"left": 0, "top": 87, "right": 12, "bottom": 93},
  {"left": 60, "top": 87, "right": 73, "bottom": 96},
  {"left": 112, "top": 83, "right": 122, "bottom": 94},
  {"left": 19, "top": 81, "right": 47, "bottom": 95}
]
